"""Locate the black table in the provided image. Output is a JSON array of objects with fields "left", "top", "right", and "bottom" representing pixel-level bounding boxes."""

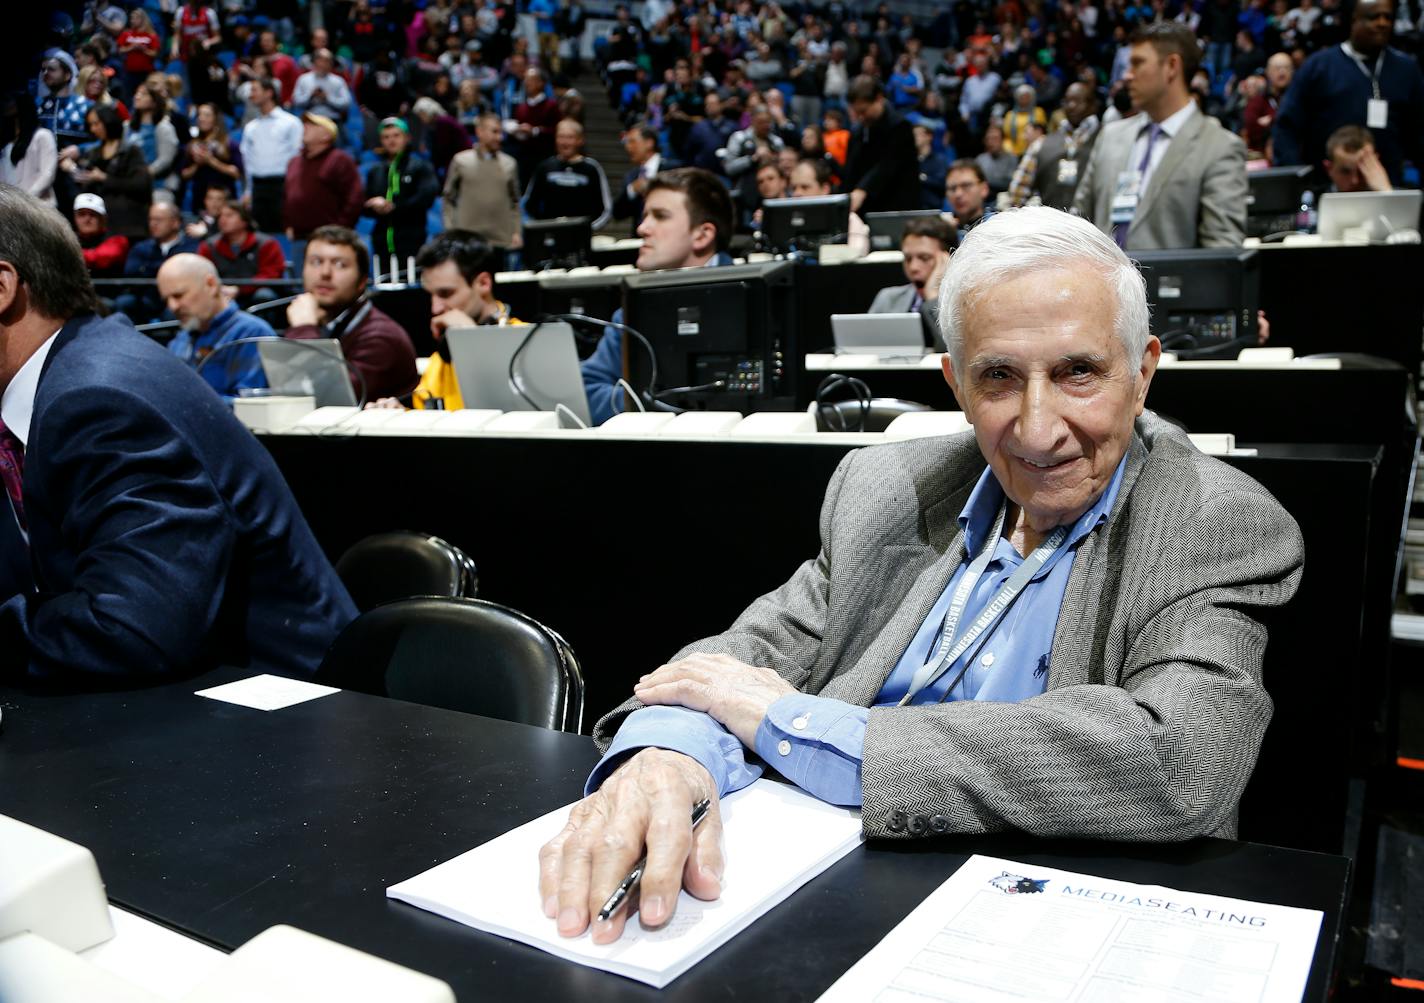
[{"left": 0, "top": 671, "right": 1351, "bottom": 1002}]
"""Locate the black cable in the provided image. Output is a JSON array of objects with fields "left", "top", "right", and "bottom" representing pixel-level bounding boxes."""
[
  {"left": 243, "top": 293, "right": 304, "bottom": 315},
  {"left": 196, "top": 335, "right": 370, "bottom": 411},
  {"left": 655, "top": 380, "right": 726, "bottom": 396},
  {"left": 814, "top": 373, "right": 872, "bottom": 432},
  {"left": 538, "top": 313, "right": 659, "bottom": 407},
  {"left": 506, "top": 319, "right": 547, "bottom": 411}
]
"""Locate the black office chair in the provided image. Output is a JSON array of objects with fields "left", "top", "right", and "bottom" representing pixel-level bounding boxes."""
[
  {"left": 315, "top": 597, "right": 584, "bottom": 732},
  {"left": 334, "top": 531, "right": 478, "bottom": 612},
  {"left": 814, "top": 397, "right": 933, "bottom": 433}
]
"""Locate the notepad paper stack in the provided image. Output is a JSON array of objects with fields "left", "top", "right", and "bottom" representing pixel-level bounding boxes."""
[{"left": 387, "top": 780, "right": 863, "bottom": 988}]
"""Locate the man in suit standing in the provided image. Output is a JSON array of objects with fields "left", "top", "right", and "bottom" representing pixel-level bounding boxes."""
[
  {"left": 868, "top": 215, "right": 956, "bottom": 351},
  {"left": 0, "top": 183, "right": 356, "bottom": 686},
  {"left": 611, "top": 123, "right": 662, "bottom": 224},
  {"left": 537, "top": 206, "right": 1301, "bottom": 944},
  {"left": 1074, "top": 22, "right": 1247, "bottom": 249}
]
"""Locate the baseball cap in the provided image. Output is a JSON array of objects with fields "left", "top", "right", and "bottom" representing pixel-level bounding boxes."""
[
  {"left": 301, "top": 112, "right": 340, "bottom": 141},
  {"left": 379, "top": 116, "right": 410, "bottom": 133},
  {"left": 73, "top": 193, "right": 107, "bottom": 216}
]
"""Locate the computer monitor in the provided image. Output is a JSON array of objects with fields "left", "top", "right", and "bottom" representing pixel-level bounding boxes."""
[
  {"left": 760, "top": 195, "right": 851, "bottom": 254},
  {"left": 830, "top": 313, "right": 928, "bottom": 357},
  {"left": 864, "top": 209, "right": 945, "bottom": 252},
  {"left": 256, "top": 338, "right": 358, "bottom": 407},
  {"left": 536, "top": 269, "right": 628, "bottom": 339},
  {"left": 1246, "top": 164, "right": 1314, "bottom": 238},
  {"left": 622, "top": 259, "right": 799, "bottom": 412},
  {"left": 523, "top": 216, "right": 594, "bottom": 270},
  {"left": 1318, "top": 190, "right": 1424, "bottom": 242},
  {"left": 444, "top": 322, "right": 591, "bottom": 425},
  {"left": 1130, "top": 248, "right": 1260, "bottom": 356}
]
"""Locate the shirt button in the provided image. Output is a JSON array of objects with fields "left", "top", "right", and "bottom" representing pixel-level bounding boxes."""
[
  {"left": 792, "top": 715, "right": 809, "bottom": 731},
  {"left": 777, "top": 739, "right": 792, "bottom": 757},
  {"left": 982, "top": 652, "right": 995, "bottom": 667}
]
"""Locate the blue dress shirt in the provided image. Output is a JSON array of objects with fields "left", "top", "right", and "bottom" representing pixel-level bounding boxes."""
[
  {"left": 168, "top": 303, "right": 273, "bottom": 399},
  {"left": 588, "top": 455, "right": 1129, "bottom": 806}
]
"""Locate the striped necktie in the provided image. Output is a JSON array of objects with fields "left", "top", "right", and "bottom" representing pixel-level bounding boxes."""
[{"left": 0, "top": 416, "right": 25, "bottom": 533}]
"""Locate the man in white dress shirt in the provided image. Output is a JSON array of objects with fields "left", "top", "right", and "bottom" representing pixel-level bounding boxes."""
[{"left": 239, "top": 78, "right": 303, "bottom": 234}]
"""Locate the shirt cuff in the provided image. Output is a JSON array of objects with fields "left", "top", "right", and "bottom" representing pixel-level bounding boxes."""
[
  {"left": 585, "top": 705, "right": 763, "bottom": 797},
  {"left": 753, "top": 693, "right": 867, "bottom": 807}
]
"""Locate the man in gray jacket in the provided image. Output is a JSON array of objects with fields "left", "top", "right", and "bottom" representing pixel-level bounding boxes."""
[
  {"left": 538, "top": 206, "right": 1301, "bottom": 945},
  {"left": 868, "top": 215, "right": 956, "bottom": 351},
  {"left": 1074, "top": 22, "right": 1247, "bottom": 249}
]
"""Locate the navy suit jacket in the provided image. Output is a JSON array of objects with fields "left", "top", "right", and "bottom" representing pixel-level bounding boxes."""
[{"left": 0, "top": 313, "right": 357, "bottom": 686}]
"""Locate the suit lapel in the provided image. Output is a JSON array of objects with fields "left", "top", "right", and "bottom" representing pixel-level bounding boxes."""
[
  {"left": 1132, "top": 111, "right": 1204, "bottom": 231},
  {"left": 1047, "top": 431, "right": 1148, "bottom": 688}
]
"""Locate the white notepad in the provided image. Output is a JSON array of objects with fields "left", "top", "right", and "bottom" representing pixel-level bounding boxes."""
[{"left": 387, "top": 780, "right": 863, "bottom": 988}]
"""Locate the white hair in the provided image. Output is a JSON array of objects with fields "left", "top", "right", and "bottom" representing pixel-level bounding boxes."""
[{"left": 938, "top": 206, "right": 1151, "bottom": 376}]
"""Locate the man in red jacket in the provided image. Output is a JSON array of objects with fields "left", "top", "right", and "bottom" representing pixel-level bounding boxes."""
[
  {"left": 73, "top": 194, "right": 130, "bottom": 278},
  {"left": 283, "top": 113, "right": 364, "bottom": 241},
  {"left": 198, "top": 198, "right": 288, "bottom": 306}
]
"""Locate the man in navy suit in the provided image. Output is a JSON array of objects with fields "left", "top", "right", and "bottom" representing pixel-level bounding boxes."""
[{"left": 0, "top": 183, "right": 357, "bottom": 687}]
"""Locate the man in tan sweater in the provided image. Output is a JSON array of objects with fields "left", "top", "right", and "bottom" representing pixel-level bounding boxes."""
[{"left": 442, "top": 111, "right": 521, "bottom": 263}]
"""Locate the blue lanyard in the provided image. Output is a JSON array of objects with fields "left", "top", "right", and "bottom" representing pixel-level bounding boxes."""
[{"left": 897, "top": 501, "right": 1068, "bottom": 707}]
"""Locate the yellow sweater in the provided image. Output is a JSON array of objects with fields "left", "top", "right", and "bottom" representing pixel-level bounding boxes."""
[{"left": 411, "top": 304, "right": 520, "bottom": 410}]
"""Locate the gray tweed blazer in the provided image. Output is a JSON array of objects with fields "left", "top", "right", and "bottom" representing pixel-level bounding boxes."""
[{"left": 594, "top": 413, "right": 1304, "bottom": 842}]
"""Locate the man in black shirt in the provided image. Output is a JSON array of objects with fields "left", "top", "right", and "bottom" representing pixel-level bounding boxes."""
[
  {"left": 842, "top": 75, "right": 921, "bottom": 214},
  {"left": 522, "top": 119, "right": 614, "bottom": 229}
]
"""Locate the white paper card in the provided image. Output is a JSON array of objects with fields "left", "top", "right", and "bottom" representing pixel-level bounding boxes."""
[
  {"left": 387, "top": 779, "right": 863, "bottom": 988},
  {"left": 194, "top": 674, "right": 340, "bottom": 711},
  {"left": 1368, "top": 98, "right": 1389, "bottom": 128},
  {"left": 818, "top": 853, "right": 1324, "bottom": 1003}
]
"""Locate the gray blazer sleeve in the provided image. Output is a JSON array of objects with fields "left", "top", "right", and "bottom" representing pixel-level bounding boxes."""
[
  {"left": 1197, "top": 130, "right": 1249, "bottom": 248},
  {"left": 592, "top": 450, "right": 854, "bottom": 750},
  {"left": 861, "top": 481, "right": 1302, "bottom": 843}
]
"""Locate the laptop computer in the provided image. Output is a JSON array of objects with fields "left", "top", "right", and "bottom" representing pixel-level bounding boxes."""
[
  {"left": 1318, "top": 190, "right": 1423, "bottom": 242},
  {"left": 256, "top": 338, "right": 358, "bottom": 408},
  {"left": 444, "top": 322, "right": 592, "bottom": 426},
  {"left": 830, "top": 313, "right": 929, "bottom": 357}
]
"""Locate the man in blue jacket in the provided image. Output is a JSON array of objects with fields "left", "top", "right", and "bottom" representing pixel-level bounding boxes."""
[
  {"left": 580, "top": 167, "right": 735, "bottom": 425},
  {"left": 1273, "top": 0, "right": 1424, "bottom": 185},
  {"left": 0, "top": 184, "right": 356, "bottom": 687}
]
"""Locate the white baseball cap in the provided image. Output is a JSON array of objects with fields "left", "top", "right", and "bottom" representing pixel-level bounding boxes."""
[{"left": 73, "top": 193, "right": 107, "bottom": 216}]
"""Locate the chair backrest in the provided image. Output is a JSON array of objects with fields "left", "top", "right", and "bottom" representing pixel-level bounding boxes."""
[
  {"left": 315, "top": 598, "right": 584, "bottom": 732},
  {"left": 334, "top": 531, "right": 477, "bottom": 612},
  {"left": 814, "top": 398, "right": 933, "bottom": 433}
]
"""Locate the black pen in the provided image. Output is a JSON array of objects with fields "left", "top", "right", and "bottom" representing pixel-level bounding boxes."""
[{"left": 597, "top": 798, "right": 713, "bottom": 922}]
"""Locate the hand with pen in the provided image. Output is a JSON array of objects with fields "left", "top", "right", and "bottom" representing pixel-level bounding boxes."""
[{"left": 538, "top": 653, "right": 795, "bottom": 944}]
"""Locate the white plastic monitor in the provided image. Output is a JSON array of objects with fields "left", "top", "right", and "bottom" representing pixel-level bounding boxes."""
[
  {"left": 1317, "top": 190, "right": 1423, "bottom": 242},
  {"left": 255, "top": 338, "right": 358, "bottom": 408},
  {"left": 445, "top": 323, "right": 592, "bottom": 426},
  {"left": 830, "top": 313, "right": 928, "bottom": 357}
]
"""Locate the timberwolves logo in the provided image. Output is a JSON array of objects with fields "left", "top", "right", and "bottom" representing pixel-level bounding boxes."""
[{"left": 989, "top": 871, "right": 1049, "bottom": 895}]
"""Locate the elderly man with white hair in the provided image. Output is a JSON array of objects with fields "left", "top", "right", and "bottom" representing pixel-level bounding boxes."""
[
  {"left": 157, "top": 253, "right": 275, "bottom": 398},
  {"left": 534, "top": 206, "right": 1305, "bottom": 945}
]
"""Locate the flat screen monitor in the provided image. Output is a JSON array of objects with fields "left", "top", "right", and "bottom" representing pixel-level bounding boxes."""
[
  {"left": 1247, "top": 164, "right": 1315, "bottom": 216},
  {"left": 761, "top": 195, "right": 850, "bottom": 254},
  {"left": 864, "top": 209, "right": 945, "bottom": 252},
  {"left": 622, "top": 259, "right": 799, "bottom": 412},
  {"left": 1318, "top": 190, "right": 1424, "bottom": 242},
  {"left": 536, "top": 269, "right": 628, "bottom": 341},
  {"left": 444, "top": 322, "right": 591, "bottom": 425},
  {"left": 523, "top": 216, "right": 594, "bottom": 270},
  {"left": 1130, "top": 248, "right": 1260, "bottom": 357},
  {"left": 256, "top": 338, "right": 357, "bottom": 407}
]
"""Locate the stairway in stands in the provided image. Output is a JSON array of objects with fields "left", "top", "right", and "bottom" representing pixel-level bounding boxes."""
[{"left": 573, "top": 73, "right": 635, "bottom": 238}]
